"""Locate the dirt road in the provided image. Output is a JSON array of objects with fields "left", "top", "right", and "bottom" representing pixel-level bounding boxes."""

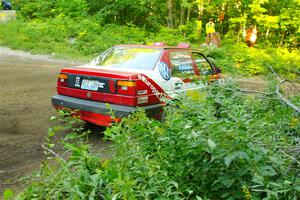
[{"left": 0, "top": 47, "right": 110, "bottom": 194}]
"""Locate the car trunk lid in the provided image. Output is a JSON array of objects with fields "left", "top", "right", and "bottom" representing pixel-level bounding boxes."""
[{"left": 57, "top": 66, "right": 141, "bottom": 106}]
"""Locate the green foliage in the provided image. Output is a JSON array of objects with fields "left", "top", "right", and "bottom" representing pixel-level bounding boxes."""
[
  {"left": 208, "top": 41, "right": 300, "bottom": 79},
  {"left": 15, "top": 0, "right": 88, "bottom": 19},
  {"left": 17, "top": 83, "right": 300, "bottom": 199},
  {"left": 1, "top": 16, "right": 298, "bottom": 78},
  {"left": 104, "top": 84, "right": 300, "bottom": 199},
  {"left": 3, "top": 189, "right": 14, "bottom": 200},
  {"left": 55, "top": 0, "right": 88, "bottom": 18},
  {"left": 0, "top": 18, "right": 148, "bottom": 59},
  {"left": 146, "top": 26, "right": 188, "bottom": 46},
  {"left": 17, "top": 111, "right": 106, "bottom": 199},
  {"left": 12, "top": 0, "right": 300, "bottom": 48}
]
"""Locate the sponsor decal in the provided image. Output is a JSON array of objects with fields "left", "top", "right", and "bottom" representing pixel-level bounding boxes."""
[
  {"left": 158, "top": 62, "right": 171, "bottom": 80},
  {"left": 98, "top": 82, "right": 105, "bottom": 88},
  {"left": 137, "top": 90, "right": 148, "bottom": 95},
  {"left": 138, "top": 74, "right": 167, "bottom": 102},
  {"left": 178, "top": 65, "right": 193, "bottom": 71},
  {"left": 138, "top": 96, "right": 148, "bottom": 104},
  {"left": 75, "top": 76, "right": 81, "bottom": 87}
]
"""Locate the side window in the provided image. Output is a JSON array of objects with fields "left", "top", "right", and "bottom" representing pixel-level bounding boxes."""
[
  {"left": 170, "top": 51, "right": 195, "bottom": 77},
  {"left": 192, "top": 52, "right": 213, "bottom": 76}
]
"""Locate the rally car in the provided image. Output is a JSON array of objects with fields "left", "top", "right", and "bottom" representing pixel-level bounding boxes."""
[{"left": 51, "top": 43, "right": 222, "bottom": 126}]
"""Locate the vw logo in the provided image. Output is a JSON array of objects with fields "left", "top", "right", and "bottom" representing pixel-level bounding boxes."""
[{"left": 158, "top": 62, "right": 171, "bottom": 81}]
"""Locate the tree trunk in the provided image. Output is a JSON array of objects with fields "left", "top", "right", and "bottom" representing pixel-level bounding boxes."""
[
  {"left": 266, "top": 28, "right": 270, "bottom": 39},
  {"left": 237, "top": 25, "right": 242, "bottom": 44},
  {"left": 167, "top": 0, "right": 174, "bottom": 28},
  {"left": 186, "top": 5, "right": 190, "bottom": 23},
  {"left": 278, "top": 31, "right": 285, "bottom": 47},
  {"left": 180, "top": 5, "right": 185, "bottom": 25}
]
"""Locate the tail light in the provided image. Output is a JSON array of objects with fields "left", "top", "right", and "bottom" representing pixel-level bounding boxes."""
[
  {"left": 117, "top": 80, "right": 136, "bottom": 96},
  {"left": 57, "top": 73, "right": 68, "bottom": 86}
]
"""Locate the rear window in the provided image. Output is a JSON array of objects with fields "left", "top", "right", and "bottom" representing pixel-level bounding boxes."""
[{"left": 90, "top": 47, "right": 162, "bottom": 70}]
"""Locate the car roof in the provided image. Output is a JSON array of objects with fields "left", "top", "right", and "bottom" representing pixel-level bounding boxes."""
[{"left": 114, "top": 44, "right": 200, "bottom": 51}]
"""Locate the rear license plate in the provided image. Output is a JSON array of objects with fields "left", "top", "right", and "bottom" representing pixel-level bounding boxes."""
[{"left": 81, "top": 79, "right": 99, "bottom": 91}]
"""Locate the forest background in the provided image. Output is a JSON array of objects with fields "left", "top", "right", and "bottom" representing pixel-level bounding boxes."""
[{"left": 0, "top": 0, "right": 299, "bottom": 78}]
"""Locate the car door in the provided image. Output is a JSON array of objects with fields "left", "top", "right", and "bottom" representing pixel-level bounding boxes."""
[
  {"left": 192, "top": 51, "right": 222, "bottom": 82},
  {"left": 167, "top": 50, "right": 206, "bottom": 97},
  {"left": 192, "top": 51, "right": 214, "bottom": 76}
]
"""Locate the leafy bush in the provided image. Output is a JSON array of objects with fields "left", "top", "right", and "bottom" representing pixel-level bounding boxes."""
[
  {"left": 145, "top": 26, "right": 189, "bottom": 46},
  {"left": 15, "top": 111, "right": 107, "bottom": 199},
  {"left": 0, "top": 17, "right": 148, "bottom": 60},
  {"left": 208, "top": 41, "right": 300, "bottom": 79},
  {"left": 1, "top": 15, "right": 299, "bottom": 78},
  {"left": 16, "top": 83, "right": 300, "bottom": 199},
  {"left": 104, "top": 84, "right": 300, "bottom": 199},
  {"left": 16, "top": 0, "right": 88, "bottom": 19}
]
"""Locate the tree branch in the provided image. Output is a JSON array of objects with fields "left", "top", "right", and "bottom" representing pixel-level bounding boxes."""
[
  {"left": 227, "top": 66, "right": 300, "bottom": 113},
  {"left": 42, "top": 144, "right": 67, "bottom": 164},
  {"left": 270, "top": 66, "right": 300, "bottom": 114},
  {"left": 279, "top": 149, "right": 300, "bottom": 166}
]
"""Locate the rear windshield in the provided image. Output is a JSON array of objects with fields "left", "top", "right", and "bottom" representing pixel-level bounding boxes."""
[{"left": 90, "top": 47, "right": 162, "bottom": 70}]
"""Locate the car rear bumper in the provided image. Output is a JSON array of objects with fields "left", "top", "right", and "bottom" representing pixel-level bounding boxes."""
[{"left": 51, "top": 95, "right": 163, "bottom": 124}]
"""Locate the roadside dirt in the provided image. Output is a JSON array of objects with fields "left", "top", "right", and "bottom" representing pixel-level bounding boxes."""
[
  {"left": 0, "top": 47, "right": 111, "bottom": 194},
  {"left": 236, "top": 76, "right": 300, "bottom": 96}
]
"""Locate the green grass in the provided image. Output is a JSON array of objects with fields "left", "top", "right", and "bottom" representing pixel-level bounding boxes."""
[{"left": 0, "top": 20, "right": 90, "bottom": 61}]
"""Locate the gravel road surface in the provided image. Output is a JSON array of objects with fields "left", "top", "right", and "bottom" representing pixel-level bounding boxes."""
[{"left": 0, "top": 47, "right": 110, "bottom": 194}]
